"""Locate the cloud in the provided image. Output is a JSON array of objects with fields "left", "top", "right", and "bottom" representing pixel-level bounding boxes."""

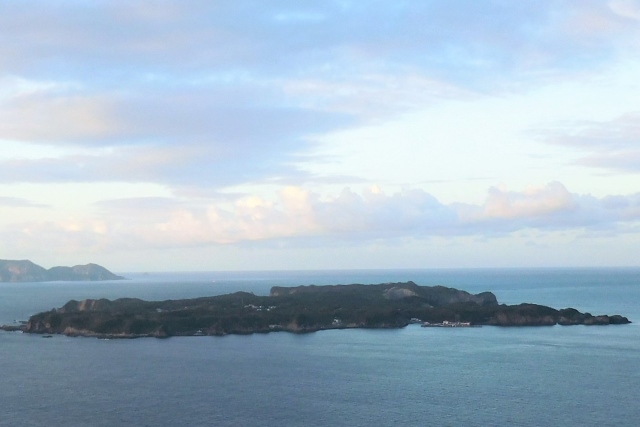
[
  {"left": 542, "top": 113, "right": 640, "bottom": 149},
  {"left": 557, "top": 0, "right": 640, "bottom": 46},
  {"left": 2, "top": 182, "right": 639, "bottom": 254},
  {"left": 3, "top": 2, "right": 637, "bottom": 112},
  {"left": 0, "top": 143, "right": 317, "bottom": 188},
  {"left": 454, "top": 182, "right": 629, "bottom": 233},
  {"left": 0, "top": 74, "right": 355, "bottom": 189},
  {"left": 0, "top": 78, "right": 352, "bottom": 146},
  {"left": 0, "top": 90, "right": 121, "bottom": 145},
  {"left": 0, "top": 196, "right": 49, "bottom": 208},
  {"left": 1, "top": 220, "right": 109, "bottom": 256},
  {"left": 0, "top": 75, "right": 357, "bottom": 188},
  {"left": 1, "top": 2, "right": 637, "bottom": 99},
  {"left": 536, "top": 113, "right": 640, "bottom": 172},
  {"left": 2, "top": 1, "right": 640, "bottom": 193},
  {"left": 282, "top": 73, "right": 473, "bottom": 121},
  {"left": 2, "top": 2, "right": 638, "bottom": 188},
  {"left": 463, "top": 182, "right": 577, "bottom": 220},
  {"left": 608, "top": 0, "right": 640, "bottom": 21}
]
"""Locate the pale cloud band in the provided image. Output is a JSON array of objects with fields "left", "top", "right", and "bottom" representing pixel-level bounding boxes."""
[
  {"left": 537, "top": 113, "right": 640, "bottom": 173},
  {"left": 0, "top": 196, "right": 49, "bottom": 208},
  {"left": 2, "top": 183, "right": 638, "bottom": 255}
]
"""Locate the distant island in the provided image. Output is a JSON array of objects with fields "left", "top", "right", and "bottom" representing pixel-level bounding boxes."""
[
  {"left": 4, "top": 281, "right": 629, "bottom": 338},
  {"left": 0, "top": 259, "right": 124, "bottom": 282}
]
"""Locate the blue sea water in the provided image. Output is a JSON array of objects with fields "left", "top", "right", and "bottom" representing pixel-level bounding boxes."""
[{"left": 1, "top": 268, "right": 639, "bottom": 427}]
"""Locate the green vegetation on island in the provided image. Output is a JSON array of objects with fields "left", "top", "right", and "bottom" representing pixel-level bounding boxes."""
[{"left": 8, "top": 281, "right": 630, "bottom": 338}]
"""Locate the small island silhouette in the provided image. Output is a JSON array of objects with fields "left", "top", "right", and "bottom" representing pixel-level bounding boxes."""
[{"left": 0, "top": 259, "right": 124, "bottom": 282}]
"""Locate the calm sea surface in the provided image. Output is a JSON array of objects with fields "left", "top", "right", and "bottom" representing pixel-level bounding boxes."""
[{"left": 1, "top": 268, "right": 639, "bottom": 426}]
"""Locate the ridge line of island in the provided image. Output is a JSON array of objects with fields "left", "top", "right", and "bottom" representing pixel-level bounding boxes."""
[
  {"left": 1, "top": 281, "right": 630, "bottom": 339},
  {"left": 0, "top": 259, "right": 124, "bottom": 282}
]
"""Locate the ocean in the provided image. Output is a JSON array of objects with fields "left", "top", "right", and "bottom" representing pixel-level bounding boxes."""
[{"left": 1, "top": 268, "right": 639, "bottom": 426}]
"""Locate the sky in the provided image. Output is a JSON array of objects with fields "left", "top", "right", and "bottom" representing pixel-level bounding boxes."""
[{"left": 1, "top": 0, "right": 640, "bottom": 272}]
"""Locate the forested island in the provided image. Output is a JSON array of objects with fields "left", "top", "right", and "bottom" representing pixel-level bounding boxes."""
[
  {"left": 4, "top": 281, "right": 630, "bottom": 338},
  {"left": 0, "top": 259, "right": 124, "bottom": 282}
]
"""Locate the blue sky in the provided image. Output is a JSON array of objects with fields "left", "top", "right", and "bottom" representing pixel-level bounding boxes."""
[{"left": 1, "top": 0, "right": 640, "bottom": 271}]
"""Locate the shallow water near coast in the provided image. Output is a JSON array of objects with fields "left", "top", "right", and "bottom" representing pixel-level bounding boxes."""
[{"left": 1, "top": 268, "right": 639, "bottom": 427}]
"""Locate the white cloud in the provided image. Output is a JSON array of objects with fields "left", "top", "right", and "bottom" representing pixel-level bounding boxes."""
[
  {"left": 478, "top": 182, "right": 576, "bottom": 220},
  {"left": 2, "top": 183, "right": 639, "bottom": 256}
]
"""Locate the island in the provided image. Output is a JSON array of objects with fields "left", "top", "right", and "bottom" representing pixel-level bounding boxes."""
[
  {"left": 0, "top": 259, "right": 124, "bottom": 282},
  {"left": 3, "top": 281, "right": 629, "bottom": 338}
]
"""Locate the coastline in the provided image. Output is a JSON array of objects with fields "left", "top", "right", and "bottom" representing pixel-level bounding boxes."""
[{"left": 4, "top": 281, "right": 630, "bottom": 339}]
